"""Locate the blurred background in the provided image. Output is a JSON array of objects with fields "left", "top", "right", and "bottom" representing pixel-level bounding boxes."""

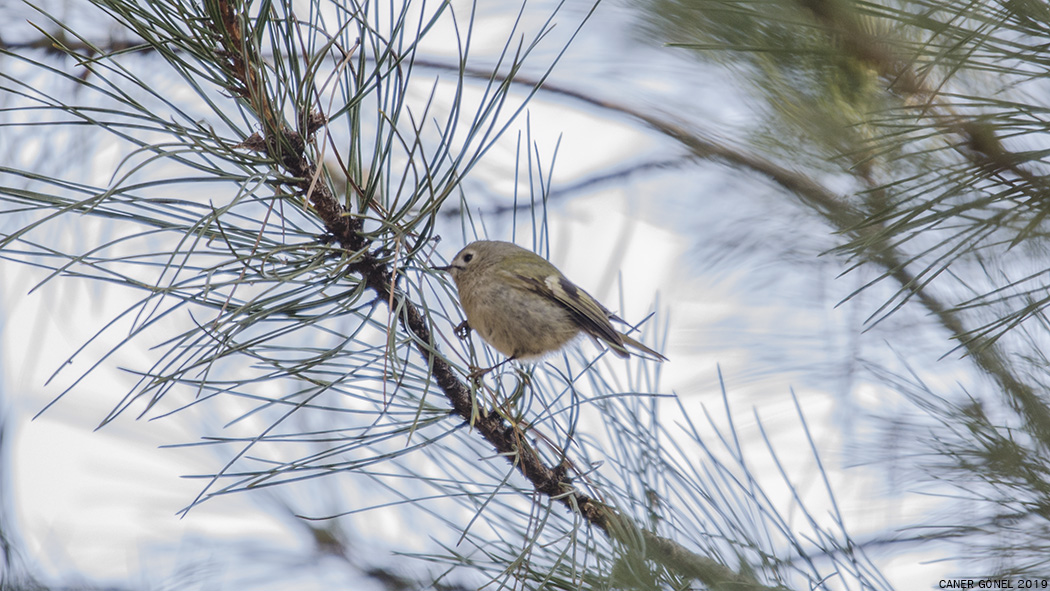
[{"left": 3, "top": 0, "right": 1049, "bottom": 589}]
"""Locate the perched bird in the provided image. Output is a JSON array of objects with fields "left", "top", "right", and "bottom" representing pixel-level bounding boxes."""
[{"left": 436, "top": 240, "right": 667, "bottom": 363}]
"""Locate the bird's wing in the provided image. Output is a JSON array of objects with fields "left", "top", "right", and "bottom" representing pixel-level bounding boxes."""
[
  {"left": 502, "top": 269, "right": 624, "bottom": 347},
  {"left": 501, "top": 269, "right": 666, "bottom": 361}
]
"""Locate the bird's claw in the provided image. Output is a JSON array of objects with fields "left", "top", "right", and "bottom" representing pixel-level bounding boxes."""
[{"left": 454, "top": 320, "right": 472, "bottom": 340}]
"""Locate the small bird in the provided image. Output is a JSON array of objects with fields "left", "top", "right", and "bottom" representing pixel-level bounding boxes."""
[{"left": 435, "top": 240, "right": 667, "bottom": 363}]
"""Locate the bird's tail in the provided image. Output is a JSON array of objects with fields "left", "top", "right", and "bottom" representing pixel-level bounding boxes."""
[{"left": 615, "top": 332, "right": 668, "bottom": 362}]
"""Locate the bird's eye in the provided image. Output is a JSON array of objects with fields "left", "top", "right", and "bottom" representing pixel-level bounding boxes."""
[{"left": 462, "top": 252, "right": 474, "bottom": 263}]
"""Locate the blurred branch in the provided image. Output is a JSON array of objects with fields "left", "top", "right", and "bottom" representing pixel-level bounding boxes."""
[
  {"left": 797, "top": 0, "right": 1050, "bottom": 197},
  {"left": 1, "top": 30, "right": 142, "bottom": 55},
  {"left": 442, "top": 156, "right": 700, "bottom": 217}
]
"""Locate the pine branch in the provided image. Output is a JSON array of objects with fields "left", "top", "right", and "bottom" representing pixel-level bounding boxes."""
[
  {"left": 798, "top": 0, "right": 1050, "bottom": 197},
  {"left": 202, "top": 1, "right": 774, "bottom": 587}
]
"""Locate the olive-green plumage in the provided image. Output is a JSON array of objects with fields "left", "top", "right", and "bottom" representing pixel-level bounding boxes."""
[{"left": 437, "top": 240, "right": 667, "bottom": 362}]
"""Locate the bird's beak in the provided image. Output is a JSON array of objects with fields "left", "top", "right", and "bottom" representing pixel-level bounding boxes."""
[{"left": 432, "top": 264, "right": 452, "bottom": 272}]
